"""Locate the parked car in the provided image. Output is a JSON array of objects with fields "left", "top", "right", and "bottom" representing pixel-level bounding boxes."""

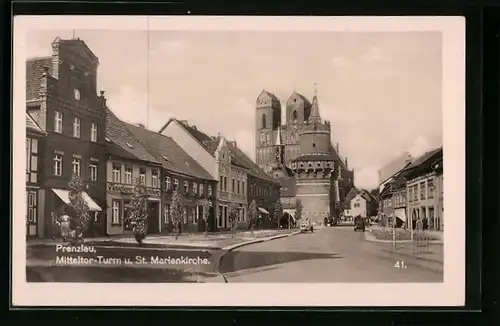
[
  {"left": 353, "top": 215, "right": 366, "bottom": 232},
  {"left": 300, "top": 221, "right": 314, "bottom": 233}
]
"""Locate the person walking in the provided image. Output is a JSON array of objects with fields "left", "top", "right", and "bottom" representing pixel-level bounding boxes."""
[{"left": 56, "top": 210, "right": 71, "bottom": 241}]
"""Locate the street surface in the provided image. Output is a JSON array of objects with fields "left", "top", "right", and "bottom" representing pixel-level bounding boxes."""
[{"left": 220, "top": 226, "right": 443, "bottom": 283}]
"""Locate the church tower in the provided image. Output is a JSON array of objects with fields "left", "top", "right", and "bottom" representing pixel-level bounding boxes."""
[
  {"left": 255, "top": 89, "right": 281, "bottom": 172},
  {"left": 290, "top": 85, "right": 338, "bottom": 222}
]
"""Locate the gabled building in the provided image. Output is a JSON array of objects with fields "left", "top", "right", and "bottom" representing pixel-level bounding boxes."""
[
  {"left": 342, "top": 188, "right": 378, "bottom": 218},
  {"left": 125, "top": 123, "right": 217, "bottom": 233},
  {"left": 105, "top": 109, "right": 163, "bottom": 235},
  {"left": 159, "top": 119, "right": 248, "bottom": 230},
  {"left": 405, "top": 147, "right": 443, "bottom": 231},
  {"left": 26, "top": 37, "right": 107, "bottom": 238},
  {"left": 26, "top": 112, "right": 47, "bottom": 238}
]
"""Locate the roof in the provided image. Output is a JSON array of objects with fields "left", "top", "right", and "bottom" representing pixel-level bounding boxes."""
[
  {"left": 378, "top": 151, "right": 413, "bottom": 185},
  {"left": 293, "top": 153, "right": 338, "bottom": 162},
  {"left": 342, "top": 187, "right": 359, "bottom": 208},
  {"left": 26, "top": 111, "right": 45, "bottom": 134},
  {"left": 168, "top": 119, "right": 219, "bottom": 156},
  {"left": 125, "top": 123, "right": 215, "bottom": 181},
  {"left": 279, "top": 177, "right": 296, "bottom": 197},
  {"left": 258, "top": 89, "right": 280, "bottom": 103},
  {"left": 105, "top": 108, "right": 161, "bottom": 164},
  {"left": 404, "top": 147, "right": 443, "bottom": 172},
  {"left": 289, "top": 91, "right": 312, "bottom": 107},
  {"left": 227, "top": 141, "right": 278, "bottom": 184},
  {"left": 26, "top": 57, "right": 52, "bottom": 101}
]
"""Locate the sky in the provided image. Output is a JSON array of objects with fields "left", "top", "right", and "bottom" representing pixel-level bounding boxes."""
[{"left": 26, "top": 29, "right": 443, "bottom": 189}]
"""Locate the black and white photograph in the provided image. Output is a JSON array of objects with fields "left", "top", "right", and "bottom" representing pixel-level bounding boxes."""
[{"left": 13, "top": 16, "right": 465, "bottom": 307}]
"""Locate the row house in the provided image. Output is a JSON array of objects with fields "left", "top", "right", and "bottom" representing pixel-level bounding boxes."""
[
  {"left": 125, "top": 122, "right": 217, "bottom": 233},
  {"left": 159, "top": 119, "right": 278, "bottom": 230},
  {"left": 26, "top": 37, "right": 107, "bottom": 238},
  {"left": 105, "top": 108, "right": 163, "bottom": 235},
  {"left": 25, "top": 112, "right": 46, "bottom": 238},
  {"left": 159, "top": 119, "right": 246, "bottom": 230},
  {"left": 406, "top": 147, "right": 443, "bottom": 231},
  {"left": 342, "top": 188, "right": 378, "bottom": 219},
  {"left": 226, "top": 141, "right": 281, "bottom": 227}
]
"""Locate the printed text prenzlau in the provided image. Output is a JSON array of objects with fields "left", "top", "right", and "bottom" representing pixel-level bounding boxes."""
[{"left": 55, "top": 244, "right": 96, "bottom": 253}]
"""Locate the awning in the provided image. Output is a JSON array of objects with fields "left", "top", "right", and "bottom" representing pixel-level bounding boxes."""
[
  {"left": 257, "top": 207, "right": 269, "bottom": 214},
  {"left": 52, "top": 188, "right": 102, "bottom": 212},
  {"left": 394, "top": 208, "right": 406, "bottom": 222}
]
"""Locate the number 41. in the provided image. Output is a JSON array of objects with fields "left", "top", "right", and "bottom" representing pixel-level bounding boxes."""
[{"left": 394, "top": 261, "right": 406, "bottom": 268}]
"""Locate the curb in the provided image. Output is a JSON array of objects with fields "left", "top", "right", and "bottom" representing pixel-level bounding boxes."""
[
  {"left": 217, "top": 231, "right": 301, "bottom": 279},
  {"left": 376, "top": 249, "right": 443, "bottom": 274}
]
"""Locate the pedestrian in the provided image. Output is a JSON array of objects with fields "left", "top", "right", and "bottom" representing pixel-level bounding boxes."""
[{"left": 57, "top": 211, "right": 71, "bottom": 241}]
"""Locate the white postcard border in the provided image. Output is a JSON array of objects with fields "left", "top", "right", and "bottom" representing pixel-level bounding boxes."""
[{"left": 12, "top": 16, "right": 465, "bottom": 307}]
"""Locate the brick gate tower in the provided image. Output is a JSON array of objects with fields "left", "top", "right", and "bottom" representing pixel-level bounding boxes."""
[{"left": 290, "top": 86, "right": 339, "bottom": 221}]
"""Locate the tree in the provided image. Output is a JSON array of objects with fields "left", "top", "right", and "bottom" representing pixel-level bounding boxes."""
[
  {"left": 295, "top": 199, "right": 303, "bottom": 222},
  {"left": 130, "top": 178, "right": 149, "bottom": 245},
  {"left": 170, "top": 190, "right": 184, "bottom": 240},
  {"left": 68, "top": 174, "right": 90, "bottom": 243},
  {"left": 201, "top": 199, "right": 212, "bottom": 237},
  {"left": 247, "top": 199, "right": 258, "bottom": 234},
  {"left": 228, "top": 204, "right": 240, "bottom": 237},
  {"left": 272, "top": 200, "right": 284, "bottom": 229}
]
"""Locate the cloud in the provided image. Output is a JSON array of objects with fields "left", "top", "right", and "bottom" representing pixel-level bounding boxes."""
[
  {"left": 331, "top": 55, "right": 353, "bottom": 67},
  {"left": 105, "top": 85, "right": 171, "bottom": 132},
  {"left": 406, "top": 135, "right": 433, "bottom": 158},
  {"left": 362, "top": 46, "right": 383, "bottom": 63},
  {"left": 354, "top": 165, "right": 380, "bottom": 190}
]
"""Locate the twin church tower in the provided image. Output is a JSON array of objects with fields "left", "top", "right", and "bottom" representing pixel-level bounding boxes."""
[{"left": 254, "top": 86, "right": 355, "bottom": 221}]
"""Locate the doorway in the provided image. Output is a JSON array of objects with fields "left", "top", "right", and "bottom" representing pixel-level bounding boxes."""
[{"left": 148, "top": 201, "right": 160, "bottom": 234}]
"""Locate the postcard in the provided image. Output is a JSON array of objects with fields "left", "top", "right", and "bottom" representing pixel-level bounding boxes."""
[{"left": 13, "top": 15, "right": 465, "bottom": 307}]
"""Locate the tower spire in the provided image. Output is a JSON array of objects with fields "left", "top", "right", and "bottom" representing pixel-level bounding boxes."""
[
  {"left": 308, "top": 82, "right": 322, "bottom": 123},
  {"left": 275, "top": 125, "right": 283, "bottom": 146}
]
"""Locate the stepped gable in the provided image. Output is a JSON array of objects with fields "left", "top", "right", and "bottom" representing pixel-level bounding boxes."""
[
  {"left": 125, "top": 123, "right": 214, "bottom": 181},
  {"left": 26, "top": 57, "right": 52, "bottom": 101}
]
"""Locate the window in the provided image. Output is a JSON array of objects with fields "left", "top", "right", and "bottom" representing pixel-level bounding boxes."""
[
  {"left": 112, "top": 200, "right": 121, "bottom": 225},
  {"left": 73, "top": 117, "right": 81, "bottom": 138},
  {"left": 112, "top": 166, "right": 121, "bottom": 183},
  {"left": 124, "top": 168, "right": 132, "bottom": 184},
  {"left": 26, "top": 139, "right": 31, "bottom": 171},
  {"left": 413, "top": 185, "right": 418, "bottom": 201},
  {"left": 74, "top": 88, "right": 81, "bottom": 100},
  {"left": 193, "top": 207, "right": 197, "bottom": 223},
  {"left": 292, "top": 110, "right": 298, "bottom": 122},
  {"left": 164, "top": 205, "right": 170, "bottom": 224},
  {"left": 237, "top": 181, "right": 240, "bottom": 195},
  {"left": 27, "top": 191, "right": 37, "bottom": 223},
  {"left": 208, "top": 185, "right": 212, "bottom": 197},
  {"left": 262, "top": 114, "right": 267, "bottom": 129},
  {"left": 90, "top": 123, "right": 98, "bottom": 142},
  {"left": 31, "top": 138, "right": 38, "bottom": 153},
  {"left": 139, "top": 169, "right": 146, "bottom": 185},
  {"left": 73, "top": 157, "right": 82, "bottom": 176},
  {"left": 183, "top": 207, "right": 188, "bottom": 224},
  {"left": 152, "top": 170, "right": 159, "bottom": 188},
  {"left": 260, "top": 132, "right": 265, "bottom": 145},
  {"left": 427, "top": 179, "right": 435, "bottom": 199},
  {"left": 165, "top": 177, "right": 171, "bottom": 190},
  {"left": 242, "top": 181, "right": 245, "bottom": 194},
  {"left": 90, "top": 163, "right": 98, "bottom": 181},
  {"left": 184, "top": 181, "right": 189, "bottom": 193},
  {"left": 173, "top": 179, "right": 179, "bottom": 191},
  {"left": 420, "top": 182, "right": 426, "bottom": 200},
  {"left": 53, "top": 154, "right": 62, "bottom": 176},
  {"left": 199, "top": 184, "right": 204, "bottom": 196},
  {"left": 219, "top": 176, "right": 223, "bottom": 190},
  {"left": 54, "top": 111, "right": 62, "bottom": 133},
  {"left": 223, "top": 177, "right": 227, "bottom": 192},
  {"left": 232, "top": 179, "right": 235, "bottom": 193},
  {"left": 193, "top": 182, "right": 198, "bottom": 195}
]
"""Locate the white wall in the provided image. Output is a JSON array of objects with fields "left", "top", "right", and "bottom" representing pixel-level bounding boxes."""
[{"left": 350, "top": 194, "right": 367, "bottom": 217}]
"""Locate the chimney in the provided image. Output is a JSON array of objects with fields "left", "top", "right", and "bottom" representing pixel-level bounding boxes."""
[
  {"left": 405, "top": 153, "right": 412, "bottom": 165},
  {"left": 336, "top": 142, "right": 339, "bottom": 153},
  {"left": 192, "top": 125, "right": 197, "bottom": 131},
  {"left": 99, "top": 90, "right": 107, "bottom": 109},
  {"left": 345, "top": 157, "right": 348, "bottom": 169}
]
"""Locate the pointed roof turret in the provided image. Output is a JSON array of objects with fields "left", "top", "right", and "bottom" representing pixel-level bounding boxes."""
[
  {"left": 275, "top": 126, "right": 283, "bottom": 146},
  {"left": 308, "top": 83, "right": 322, "bottom": 123}
]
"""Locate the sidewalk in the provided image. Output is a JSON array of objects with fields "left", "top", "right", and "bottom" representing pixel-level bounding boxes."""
[{"left": 27, "top": 229, "right": 299, "bottom": 250}]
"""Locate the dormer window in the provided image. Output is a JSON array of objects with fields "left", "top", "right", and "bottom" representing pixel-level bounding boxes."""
[{"left": 73, "top": 88, "right": 80, "bottom": 100}]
